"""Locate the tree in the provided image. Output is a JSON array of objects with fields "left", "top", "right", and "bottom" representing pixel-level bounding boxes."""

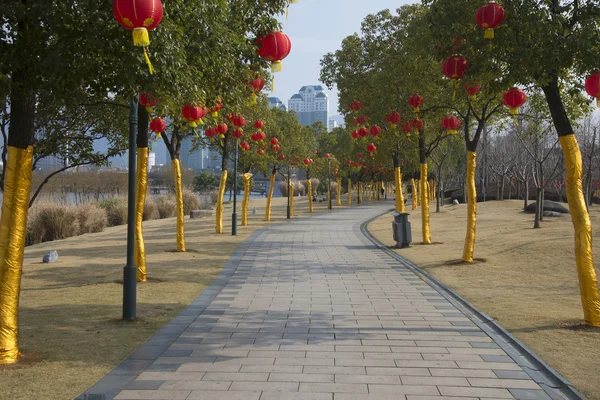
[{"left": 193, "top": 171, "right": 218, "bottom": 192}]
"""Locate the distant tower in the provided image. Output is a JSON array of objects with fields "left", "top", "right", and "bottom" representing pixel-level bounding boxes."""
[
  {"left": 268, "top": 97, "right": 288, "bottom": 111},
  {"left": 288, "top": 85, "right": 329, "bottom": 127}
]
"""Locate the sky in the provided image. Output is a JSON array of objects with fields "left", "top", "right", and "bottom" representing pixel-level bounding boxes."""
[{"left": 272, "top": 0, "right": 413, "bottom": 117}]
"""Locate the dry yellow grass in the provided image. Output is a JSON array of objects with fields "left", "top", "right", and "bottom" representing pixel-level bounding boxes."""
[
  {"left": 0, "top": 195, "right": 335, "bottom": 400},
  {"left": 369, "top": 200, "right": 600, "bottom": 400}
]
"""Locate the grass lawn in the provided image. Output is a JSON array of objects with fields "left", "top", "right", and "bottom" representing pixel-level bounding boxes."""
[
  {"left": 0, "top": 195, "right": 336, "bottom": 400},
  {"left": 369, "top": 199, "right": 600, "bottom": 400}
]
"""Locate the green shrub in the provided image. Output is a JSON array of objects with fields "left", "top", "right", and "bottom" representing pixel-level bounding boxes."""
[{"left": 156, "top": 195, "right": 176, "bottom": 219}]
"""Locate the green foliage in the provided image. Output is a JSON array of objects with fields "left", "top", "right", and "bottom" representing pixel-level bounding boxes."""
[{"left": 193, "top": 171, "right": 218, "bottom": 192}]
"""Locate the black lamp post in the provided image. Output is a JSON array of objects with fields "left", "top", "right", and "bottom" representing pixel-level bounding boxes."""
[
  {"left": 232, "top": 143, "right": 238, "bottom": 236},
  {"left": 123, "top": 95, "right": 138, "bottom": 320}
]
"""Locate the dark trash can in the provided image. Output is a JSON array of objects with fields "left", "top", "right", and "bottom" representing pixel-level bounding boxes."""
[{"left": 392, "top": 212, "right": 412, "bottom": 248}]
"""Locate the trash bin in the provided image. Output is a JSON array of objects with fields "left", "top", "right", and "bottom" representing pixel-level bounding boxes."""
[{"left": 392, "top": 212, "right": 412, "bottom": 248}]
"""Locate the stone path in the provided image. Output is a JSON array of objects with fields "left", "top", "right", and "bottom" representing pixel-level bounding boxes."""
[{"left": 81, "top": 203, "right": 568, "bottom": 400}]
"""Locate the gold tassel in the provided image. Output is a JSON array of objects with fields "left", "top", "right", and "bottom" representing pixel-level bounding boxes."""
[
  {"left": 484, "top": 28, "right": 495, "bottom": 40},
  {"left": 286, "top": 5, "right": 289, "bottom": 20},
  {"left": 143, "top": 48, "right": 154, "bottom": 75},
  {"left": 271, "top": 61, "right": 283, "bottom": 73},
  {"left": 133, "top": 28, "right": 150, "bottom": 47}
]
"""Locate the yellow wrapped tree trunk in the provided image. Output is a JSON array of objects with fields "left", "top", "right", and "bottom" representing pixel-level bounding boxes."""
[
  {"left": 307, "top": 179, "right": 314, "bottom": 213},
  {"left": 172, "top": 159, "right": 186, "bottom": 251},
  {"left": 216, "top": 170, "right": 228, "bottom": 234},
  {"left": 289, "top": 181, "right": 294, "bottom": 217},
  {"left": 420, "top": 164, "right": 431, "bottom": 244},
  {"left": 560, "top": 135, "right": 600, "bottom": 326},
  {"left": 369, "top": 181, "right": 374, "bottom": 201},
  {"left": 242, "top": 173, "right": 251, "bottom": 226},
  {"left": 336, "top": 178, "right": 342, "bottom": 206},
  {"left": 395, "top": 168, "right": 405, "bottom": 213},
  {"left": 135, "top": 148, "right": 148, "bottom": 282},
  {"left": 462, "top": 152, "right": 477, "bottom": 263},
  {"left": 411, "top": 179, "right": 417, "bottom": 210},
  {"left": 348, "top": 179, "right": 352, "bottom": 205},
  {"left": 0, "top": 146, "right": 33, "bottom": 364},
  {"left": 265, "top": 173, "right": 276, "bottom": 222},
  {"left": 358, "top": 183, "right": 363, "bottom": 204}
]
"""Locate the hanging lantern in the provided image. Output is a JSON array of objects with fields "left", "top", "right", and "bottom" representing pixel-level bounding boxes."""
[
  {"left": 325, "top": 153, "right": 331, "bottom": 159},
  {"left": 358, "top": 127, "right": 368, "bottom": 137},
  {"left": 303, "top": 158, "right": 311, "bottom": 166},
  {"left": 150, "top": 117, "right": 166, "bottom": 139},
  {"left": 585, "top": 72, "right": 600, "bottom": 107},
  {"left": 247, "top": 76, "right": 265, "bottom": 105},
  {"left": 257, "top": 149, "right": 265, "bottom": 156},
  {"left": 442, "top": 55, "right": 468, "bottom": 80},
  {"left": 232, "top": 115, "right": 246, "bottom": 138},
  {"left": 260, "top": 131, "right": 267, "bottom": 141},
  {"left": 351, "top": 130, "right": 359, "bottom": 139},
  {"left": 270, "top": 138, "right": 279, "bottom": 146},
  {"left": 232, "top": 129, "right": 244, "bottom": 139},
  {"left": 355, "top": 115, "right": 368, "bottom": 127},
  {"left": 358, "top": 153, "right": 364, "bottom": 160},
  {"left": 401, "top": 122, "right": 412, "bottom": 137},
  {"left": 442, "top": 115, "right": 461, "bottom": 135},
  {"left": 408, "top": 94, "right": 424, "bottom": 114},
  {"left": 140, "top": 92, "right": 159, "bottom": 113},
  {"left": 350, "top": 101, "right": 362, "bottom": 114},
  {"left": 367, "top": 143, "right": 377, "bottom": 157},
  {"left": 216, "top": 123, "right": 228, "bottom": 136},
  {"left": 251, "top": 133, "right": 260, "bottom": 142},
  {"left": 476, "top": 2, "right": 506, "bottom": 40},
  {"left": 257, "top": 31, "right": 292, "bottom": 73},
  {"left": 209, "top": 99, "right": 223, "bottom": 118},
  {"left": 369, "top": 126, "right": 382, "bottom": 137},
  {"left": 410, "top": 118, "right": 425, "bottom": 135},
  {"left": 240, "top": 141, "right": 250, "bottom": 151},
  {"left": 272, "top": 144, "right": 281, "bottom": 152},
  {"left": 503, "top": 88, "right": 527, "bottom": 115},
  {"left": 279, "top": 154, "right": 286, "bottom": 161},
  {"left": 464, "top": 82, "right": 481, "bottom": 100},
  {"left": 386, "top": 111, "right": 401, "bottom": 129},
  {"left": 254, "top": 120, "right": 265, "bottom": 130},
  {"left": 204, "top": 127, "right": 217, "bottom": 140},
  {"left": 182, "top": 104, "right": 202, "bottom": 127},
  {"left": 113, "top": 0, "right": 163, "bottom": 74}
]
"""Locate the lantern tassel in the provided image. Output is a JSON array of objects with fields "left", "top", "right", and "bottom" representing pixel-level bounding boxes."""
[
  {"left": 286, "top": 6, "right": 289, "bottom": 20},
  {"left": 212, "top": 111, "right": 219, "bottom": 118},
  {"left": 271, "top": 61, "right": 283, "bottom": 73},
  {"left": 133, "top": 28, "right": 150, "bottom": 47},
  {"left": 484, "top": 28, "right": 495, "bottom": 40},
  {"left": 143, "top": 48, "right": 154, "bottom": 75}
]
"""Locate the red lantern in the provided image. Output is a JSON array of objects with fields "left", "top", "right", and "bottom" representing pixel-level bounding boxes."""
[
  {"left": 209, "top": 99, "right": 223, "bottom": 118},
  {"left": 351, "top": 130, "right": 359, "bottom": 139},
  {"left": 442, "top": 55, "right": 468, "bottom": 80},
  {"left": 251, "top": 133, "right": 260, "bottom": 142},
  {"left": 369, "top": 126, "right": 382, "bottom": 137},
  {"left": 140, "top": 92, "right": 159, "bottom": 112},
  {"left": 257, "top": 31, "right": 292, "bottom": 72},
  {"left": 386, "top": 111, "right": 401, "bottom": 129},
  {"left": 411, "top": 118, "right": 424, "bottom": 134},
  {"left": 347, "top": 160, "right": 353, "bottom": 166},
  {"left": 476, "top": 2, "right": 506, "bottom": 40},
  {"left": 113, "top": 0, "right": 163, "bottom": 73},
  {"left": 260, "top": 131, "right": 267, "bottom": 141},
  {"left": 272, "top": 144, "right": 281, "bottom": 152},
  {"left": 464, "top": 82, "right": 481, "bottom": 99},
  {"left": 257, "top": 149, "right": 265, "bottom": 156},
  {"left": 232, "top": 129, "right": 244, "bottom": 139},
  {"left": 216, "top": 123, "right": 228, "bottom": 135},
  {"left": 254, "top": 120, "right": 265, "bottom": 130},
  {"left": 150, "top": 117, "right": 166, "bottom": 139},
  {"left": 442, "top": 115, "right": 461, "bottom": 135},
  {"left": 401, "top": 122, "right": 412, "bottom": 137},
  {"left": 182, "top": 104, "right": 203, "bottom": 127},
  {"left": 233, "top": 115, "right": 246, "bottom": 128},
  {"left": 503, "top": 88, "right": 527, "bottom": 115},
  {"left": 204, "top": 127, "right": 217, "bottom": 139},
  {"left": 585, "top": 72, "right": 600, "bottom": 107},
  {"left": 334, "top": 168, "right": 339, "bottom": 176},
  {"left": 355, "top": 115, "right": 368, "bottom": 126},
  {"left": 278, "top": 154, "right": 286, "bottom": 161},
  {"left": 358, "top": 153, "right": 364, "bottom": 160},
  {"left": 358, "top": 127, "right": 368, "bottom": 137},
  {"left": 408, "top": 94, "right": 424, "bottom": 113},
  {"left": 325, "top": 153, "right": 331, "bottom": 159},
  {"left": 350, "top": 101, "right": 362, "bottom": 114},
  {"left": 270, "top": 138, "right": 279, "bottom": 146},
  {"left": 240, "top": 141, "right": 250, "bottom": 151},
  {"left": 367, "top": 143, "right": 377, "bottom": 155},
  {"left": 303, "top": 158, "right": 311, "bottom": 166},
  {"left": 248, "top": 77, "right": 265, "bottom": 94}
]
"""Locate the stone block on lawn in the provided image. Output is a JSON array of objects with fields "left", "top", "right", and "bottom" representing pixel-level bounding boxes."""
[
  {"left": 524, "top": 200, "right": 569, "bottom": 214},
  {"left": 543, "top": 211, "right": 563, "bottom": 218},
  {"left": 43, "top": 251, "right": 59, "bottom": 264}
]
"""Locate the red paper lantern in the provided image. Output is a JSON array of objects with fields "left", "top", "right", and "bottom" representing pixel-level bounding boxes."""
[
  {"left": 401, "top": 122, "right": 412, "bottom": 137},
  {"left": 140, "top": 92, "right": 159, "bottom": 112},
  {"left": 251, "top": 133, "right": 260, "bottom": 142},
  {"left": 270, "top": 138, "right": 279, "bottom": 146},
  {"left": 350, "top": 101, "right": 362, "bottom": 114},
  {"left": 254, "top": 120, "right": 265, "bottom": 130},
  {"left": 257, "top": 149, "right": 265, "bottom": 156},
  {"left": 464, "top": 82, "right": 481, "bottom": 99},
  {"left": 476, "top": 2, "right": 506, "bottom": 40},
  {"left": 367, "top": 143, "right": 377, "bottom": 155},
  {"left": 240, "top": 141, "right": 250, "bottom": 151},
  {"left": 442, "top": 115, "right": 461, "bottom": 135},
  {"left": 410, "top": 118, "right": 424, "bottom": 134},
  {"left": 150, "top": 117, "right": 166, "bottom": 138},
  {"left": 358, "top": 127, "right": 368, "bottom": 137},
  {"left": 232, "top": 129, "right": 244, "bottom": 139},
  {"left": 442, "top": 55, "right": 468, "bottom": 80},
  {"left": 204, "top": 127, "right": 217, "bottom": 139},
  {"left": 209, "top": 99, "right": 223, "bottom": 118},
  {"left": 257, "top": 31, "right": 292, "bottom": 72},
  {"left": 585, "top": 72, "right": 600, "bottom": 107},
  {"left": 369, "top": 126, "right": 382, "bottom": 137},
  {"left": 355, "top": 115, "right": 368, "bottom": 126},
  {"left": 248, "top": 77, "right": 265, "bottom": 94},
  {"left": 351, "top": 130, "right": 359, "bottom": 139},
  {"left": 386, "top": 111, "right": 401, "bottom": 128},
  {"left": 272, "top": 144, "right": 281, "bottom": 152},
  {"left": 503, "top": 88, "right": 527, "bottom": 115},
  {"left": 325, "top": 153, "right": 331, "bottom": 159},
  {"left": 408, "top": 94, "right": 424, "bottom": 113},
  {"left": 233, "top": 115, "right": 246, "bottom": 128},
  {"left": 278, "top": 154, "right": 286, "bottom": 161},
  {"left": 113, "top": 0, "right": 163, "bottom": 74},
  {"left": 182, "top": 104, "right": 203, "bottom": 127},
  {"left": 358, "top": 153, "right": 364, "bottom": 160},
  {"left": 216, "top": 123, "right": 228, "bottom": 135},
  {"left": 303, "top": 158, "right": 311, "bottom": 166},
  {"left": 260, "top": 131, "right": 267, "bottom": 141}
]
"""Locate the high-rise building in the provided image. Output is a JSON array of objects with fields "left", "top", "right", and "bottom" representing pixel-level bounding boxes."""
[
  {"left": 328, "top": 119, "right": 338, "bottom": 132},
  {"left": 288, "top": 85, "right": 329, "bottom": 127},
  {"left": 148, "top": 152, "right": 156, "bottom": 171},
  {"left": 268, "top": 97, "right": 287, "bottom": 111}
]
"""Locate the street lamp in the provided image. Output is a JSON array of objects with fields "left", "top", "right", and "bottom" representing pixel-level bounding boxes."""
[{"left": 325, "top": 154, "right": 332, "bottom": 210}]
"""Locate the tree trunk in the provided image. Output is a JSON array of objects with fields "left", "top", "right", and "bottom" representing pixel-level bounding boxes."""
[
  {"left": 418, "top": 129, "right": 431, "bottom": 244},
  {"left": 242, "top": 173, "right": 251, "bottom": 226},
  {"left": 534, "top": 189, "right": 542, "bottom": 229},
  {"left": 542, "top": 75, "right": 600, "bottom": 326},
  {"left": 215, "top": 170, "right": 228, "bottom": 233},
  {"left": 265, "top": 172, "right": 276, "bottom": 221},
  {"left": 172, "top": 159, "right": 186, "bottom": 250},
  {"left": 524, "top": 180, "right": 529, "bottom": 210},
  {"left": 500, "top": 174, "right": 505, "bottom": 200}
]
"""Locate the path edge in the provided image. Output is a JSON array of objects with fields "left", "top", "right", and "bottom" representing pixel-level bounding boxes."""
[{"left": 360, "top": 209, "right": 585, "bottom": 400}]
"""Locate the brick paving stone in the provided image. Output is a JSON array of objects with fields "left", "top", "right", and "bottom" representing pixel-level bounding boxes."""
[{"left": 83, "top": 205, "right": 550, "bottom": 400}]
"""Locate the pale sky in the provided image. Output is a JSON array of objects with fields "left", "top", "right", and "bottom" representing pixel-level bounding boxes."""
[{"left": 273, "top": 0, "right": 414, "bottom": 117}]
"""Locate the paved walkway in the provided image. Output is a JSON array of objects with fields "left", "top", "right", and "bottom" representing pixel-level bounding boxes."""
[{"left": 82, "top": 203, "right": 565, "bottom": 400}]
